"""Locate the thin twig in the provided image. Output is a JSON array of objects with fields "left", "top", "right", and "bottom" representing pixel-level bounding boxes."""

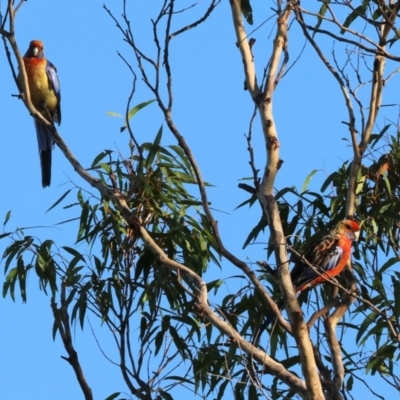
[{"left": 168, "top": 0, "right": 221, "bottom": 40}]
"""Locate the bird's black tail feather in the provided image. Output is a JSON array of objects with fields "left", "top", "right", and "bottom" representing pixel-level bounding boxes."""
[{"left": 40, "top": 148, "right": 52, "bottom": 187}]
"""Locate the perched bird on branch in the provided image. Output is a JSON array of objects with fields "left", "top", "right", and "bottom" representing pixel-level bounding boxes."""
[
  {"left": 19, "top": 40, "right": 61, "bottom": 187},
  {"left": 261, "top": 219, "right": 360, "bottom": 332}
]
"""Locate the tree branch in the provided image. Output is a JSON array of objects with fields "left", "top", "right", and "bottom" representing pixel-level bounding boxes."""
[
  {"left": 138, "top": 224, "right": 308, "bottom": 396},
  {"left": 230, "top": 1, "right": 325, "bottom": 398},
  {"left": 51, "top": 283, "right": 93, "bottom": 400}
]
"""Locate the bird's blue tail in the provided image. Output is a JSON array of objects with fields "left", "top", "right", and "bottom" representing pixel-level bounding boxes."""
[{"left": 34, "top": 120, "right": 53, "bottom": 187}]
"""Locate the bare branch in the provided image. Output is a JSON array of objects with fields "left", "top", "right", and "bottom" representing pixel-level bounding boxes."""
[
  {"left": 229, "top": 0, "right": 261, "bottom": 97},
  {"left": 296, "top": 5, "right": 400, "bottom": 62},
  {"left": 245, "top": 106, "right": 260, "bottom": 189},
  {"left": 168, "top": 0, "right": 221, "bottom": 40},
  {"left": 51, "top": 283, "right": 93, "bottom": 400},
  {"left": 230, "top": 1, "right": 326, "bottom": 397},
  {"left": 325, "top": 317, "right": 345, "bottom": 390},
  {"left": 307, "top": 296, "right": 340, "bottom": 329}
]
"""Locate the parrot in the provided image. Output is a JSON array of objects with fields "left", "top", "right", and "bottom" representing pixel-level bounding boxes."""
[
  {"left": 19, "top": 40, "right": 61, "bottom": 187},
  {"left": 260, "top": 219, "right": 360, "bottom": 332}
]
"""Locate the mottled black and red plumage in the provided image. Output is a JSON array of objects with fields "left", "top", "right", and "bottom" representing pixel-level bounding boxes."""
[
  {"left": 261, "top": 220, "right": 360, "bottom": 332},
  {"left": 290, "top": 219, "right": 360, "bottom": 292}
]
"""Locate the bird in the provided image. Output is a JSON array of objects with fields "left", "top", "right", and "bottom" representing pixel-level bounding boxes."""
[
  {"left": 260, "top": 219, "right": 360, "bottom": 332},
  {"left": 19, "top": 40, "right": 61, "bottom": 187}
]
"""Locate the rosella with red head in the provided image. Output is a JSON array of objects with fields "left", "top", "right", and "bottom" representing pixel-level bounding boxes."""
[
  {"left": 19, "top": 40, "right": 61, "bottom": 187},
  {"left": 261, "top": 219, "right": 360, "bottom": 331},
  {"left": 290, "top": 219, "right": 360, "bottom": 292}
]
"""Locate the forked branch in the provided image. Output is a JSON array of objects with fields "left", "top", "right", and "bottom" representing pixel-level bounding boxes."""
[{"left": 229, "top": 1, "right": 325, "bottom": 398}]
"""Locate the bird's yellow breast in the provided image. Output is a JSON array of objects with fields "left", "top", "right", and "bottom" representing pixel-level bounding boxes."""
[{"left": 22, "top": 58, "right": 58, "bottom": 113}]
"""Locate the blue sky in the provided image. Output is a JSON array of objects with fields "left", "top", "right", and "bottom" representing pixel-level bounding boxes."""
[{"left": 1, "top": 1, "right": 400, "bottom": 399}]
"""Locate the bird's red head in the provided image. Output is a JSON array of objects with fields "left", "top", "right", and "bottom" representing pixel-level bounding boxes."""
[
  {"left": 338, "top": 219, "right": 361, "bottom": 240},
  {"left": 343, "top": 219, "right": 360, "bottom": 232},
  {"left": 25, "top": 40, "right": 44, "bottom": 58}
]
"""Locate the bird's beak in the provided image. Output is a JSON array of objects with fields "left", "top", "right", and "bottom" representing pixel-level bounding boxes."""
[
  {"left": 32, "top": 47, "right": 39, "bottom": 56},
  {"left": 354, "top": 230, "right": 360, "bottom": 241}
]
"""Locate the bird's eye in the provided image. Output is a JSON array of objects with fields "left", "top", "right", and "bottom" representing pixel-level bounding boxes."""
[{"left": 344, "top": 222, "right": 354, "bottom": 230}]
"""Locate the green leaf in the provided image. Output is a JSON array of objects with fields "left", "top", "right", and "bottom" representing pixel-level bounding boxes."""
[
  {"left": 369, "top": 124, "right": 390, "bottom": 149},
  {"left": 140, "top": 316, "right": 148, "bottom": 341},
  {"left": 341, "top": 2, "right": 368, "bottom": 34},
  {"left": 3, "top": 210, "right": 11, "bottom": 226},
  {"left": 169, "top": 326, "right": 187, "bottom": 357},
  {"left": 372, "top": 8, "right": 382, "bottom": 20},
  {"left": 145, "top": 126, "right": 163, "bottom": 168},
  {"left": 301, "top": 169, "right": 318, "bottom": 193},
  {"left": 379, "top": 257, "right": 398, "bottom": 274},
  {"left": 387, "top": 28, "right": 400, "bottom": 47},
  {"left": 3, "top": 239, "right": 26, "bottom": 274},
  {"left": 3, "top": 267, "right": 18, "bottom": 299},
  {"left": 381, "top": 173, "right": 392, "bottom": 197},
  {"left": 91, "top": 151, "right": 110, "bottom": 168},
  {"left": 47, "top": 190, "right": 72, "bottom": 213},
  {"left": 104, "top": 393, "right": 121, "bottom": 400},
  {"left": 234, "top": 195, "right": 257, "bottom": 210},
  {"left": 77, "top": 201, "right": 90, "bottom": 241},
  {"left": 52, "top": 320, "right": 59, "bottom": 340},
  {"left": 281, "top": 355, "right": 301, "bottom": 368},
  {"left": 106, "top": 111, "right": 122, "bottom": 118},
  {"left": 320, "top": 171, "right": 337, "bottom": 192},
  {"left": 242, "top": 216, "right": 268, "bottom": 249},
  {"left": 169, "top": 145, "right": 193, "bottom": 172},
  {"left": 391, "top": 276, "right": 400, "bottom": 318},
  {"left": 356, "top": 312, "right": 378, "bottom": 344},
  {"left": 93, "top": 256, "right": 103, "bottom": 275},
  {"left": 79, "top": 290, "right": 88, "bottom": 328},
  {"left": 99, "top": 163, "right": 111, "bottom": 174},
  {"left": 159, "top": 389, "right": 174, "bottom": 400},
  {"left": 54, "top": 217, "right": 80, "bottom": 226},
  {"left": 240, "top": 0, "right": 253, "bottom": 25},
  {"left": 155, "top": 330, "right": 164, "bottom": 356},
  {"left": 346, "top": 375, "right": 354, "bottom": 390},
  {"left": 217, "top": 379, "right": 229, "bottom": 400},
  {"left": 164, "top": 376, "right": 194, "bottom": 385},
  {"left": 17, "top": 256, "right": 27, "bottom": 302},
  {"left": 356, "top": 175, "right": 366, "bottom": 194},
  {"left": 62, "top": 246, "right": 84, "bottom": 259},
  {"left": 127, "top": 99, "right": 156, "bottom": 121},
  {"left": 313, "top": 1, "right": 329, "bottom": 37},
  {"left": 206, "top": 279, "right": 223, "bottom": 294},
  {"left": 366, "top": 345, "right": 395, "bottom": 375}
]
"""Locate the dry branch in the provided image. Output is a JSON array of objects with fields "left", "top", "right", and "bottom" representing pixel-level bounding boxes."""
[{"left": 51, "top": 283, "right": 93, "bottom": 400}]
